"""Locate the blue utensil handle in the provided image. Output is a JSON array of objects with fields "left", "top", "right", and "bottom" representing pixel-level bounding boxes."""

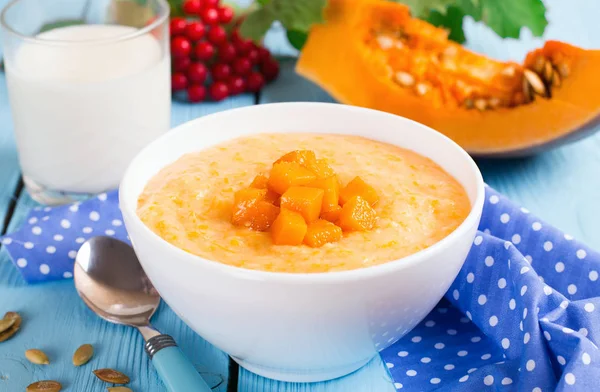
[{"left": 145, "top": 334, "right": 213, "bottom": 392}]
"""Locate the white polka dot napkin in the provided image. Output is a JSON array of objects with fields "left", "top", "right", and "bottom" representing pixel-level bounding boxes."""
[{"left": 1, "top": 186, "right": 599, "bottom": 391}]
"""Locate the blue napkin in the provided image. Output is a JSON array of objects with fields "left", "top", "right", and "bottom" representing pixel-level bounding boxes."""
[{"left": 1, "top": 186, "right": 599, "bottom": 391}]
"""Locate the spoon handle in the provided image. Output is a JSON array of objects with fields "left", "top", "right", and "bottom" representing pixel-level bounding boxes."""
[{"left": 145, "top": 334, "right": 213, "bottom": 392}]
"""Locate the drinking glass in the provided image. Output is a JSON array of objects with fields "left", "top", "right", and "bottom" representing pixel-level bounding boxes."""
[{"left": 1, "top": 0, "right": 171, "bottom": 205}]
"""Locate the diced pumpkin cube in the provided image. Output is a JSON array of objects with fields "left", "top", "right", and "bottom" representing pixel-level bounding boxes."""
[
  {"left": 339, "top": 176, "right": 379, "bottom": 206},
  {"left": 321, "top": 205, "right": 342, "bottom": 223},
  {"left": 234, "top": 187, "right": 267, "bottom": 203},
  {"left": 268, "top": 162, "right": 317, "bottom": 195},
  {"left": 306, "top": 158, "right": 335, "bottom": 179},
  {"left": 250, "top": 174, "right": 269, "bottom": 189},
  {"left": 232, "top": 188, "right": 280, "bottom": 231},
  {"left": 280, "top": 186, "right": 324, "bottom": 223},
  {"left": 304, "top": 219, "right": 343, "bottom": 248},
  {"left": 265, "top": 190, "right": 280, "bottom": 206},
  {"left": 271, "top": 209, "right": 308, "bottom": 246},
  {"left": 309, "top": 175, "right": 340, "bottom": 212},
  {"left": 338, "top": 196, "right": 376, "bottom": 231},
  {"left": 275, "top": 150, "right": 317, "bottom": 166}
]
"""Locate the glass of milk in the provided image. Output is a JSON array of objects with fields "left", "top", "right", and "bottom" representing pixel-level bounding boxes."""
[{"left": 1, "top": 0, "right": 171, "bottom": 205}]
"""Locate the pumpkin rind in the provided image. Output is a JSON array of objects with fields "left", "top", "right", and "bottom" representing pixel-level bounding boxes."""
[{"left": 296, "top": 0, "right": 600, "bottom": 156}]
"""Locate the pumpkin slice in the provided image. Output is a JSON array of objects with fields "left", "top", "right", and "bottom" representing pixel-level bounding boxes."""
[
  {"left": 280, "top": 186, "right": 324, "bottom": 223},
  {"left": 232, "top": 188, "right": 280, "bottom": 231},
  {"left": 309, "top": 175, "right": 340, "bottom": 212},
  {"left": 304, "top": 219, "right": 343, "bottom": 248},
  {"left": 339, "top": 176, "right": 378, "bottom": 206},
  {"left": 297, "top": 0, "right": 600, "bottom": 156},
  {"left": 338, "top": 195, "right": 377, "bottom": 231},
  {"left": 268, "top": 162, "right": 317, "bottom": 195},
  {"left": 271, "top": 209, "right": 308, "bottom": 246}
]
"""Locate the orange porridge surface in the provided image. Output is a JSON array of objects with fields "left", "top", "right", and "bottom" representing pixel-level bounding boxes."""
[{"left": 137, "top": 133, "right": 471, "bottom": 273}]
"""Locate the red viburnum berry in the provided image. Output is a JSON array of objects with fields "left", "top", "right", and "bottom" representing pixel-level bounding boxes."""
[
  {"left": 260, "top": 58, "right": 280, "bottom": 81},
  {"left": 228, "top": 76, "right": 246, "bottom": 95},
  {"left": 187, "top": 62, "right": 209, "bottom": 83},
  {"left": 246, "top": 72, "right": 265, "bottom": 92},
  {"left": 172, "top": 72, "right": 188, "bottom": 91},
  {"left": 182, "top": 0, "right": 202, "bottom": 15},
  {"left": 217, "top": 42, "right": 237, "bottom": 63},
  {"left": 173, "top": 56, "right": 192, "bottom": 72},
  {"left": 185, "top": 21, "right": 205, "bottom": 42},
  {"left": 187, "top": 84, "right": 207, "bottom": 102},
  {"left": 232, "top": 57, "right": 252, "bottom": 76},
  {"left": 203, "top": 0, "right": 219, "bottom": 8},
  {"left": 207, "top": 25, "right": 227, "bottom": 45},
  {"left": 171, "top": 36, "right": 192, "bottom": 58},
  {"left": 169, "top": 17, "right": 187, "bottom": 36},
  {"left": 194, "top": 41, "right": 215, "bottom": 61},
  {"left": 218, "top": 6, "right": 234, "bottom": 24},
  {"left": 212, "top": 63, "right": 232, "bottom": 81},
  {"left": 209, "top": 81, "right": 230, "bottom": 101},
  {"left": 200, "top": 7, "right": 219, "bottom": 25}
]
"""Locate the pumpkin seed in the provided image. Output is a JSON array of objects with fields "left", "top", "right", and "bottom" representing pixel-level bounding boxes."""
[
  {"left": 557, "top": 62, "right": 570, "bottom": 78},
  {"left": 531, "top": 56, "right": 546, "bottom": 74},
  {"left": 415, "top": 83, "right": 430, "bottom": 96},
  {"left": 107, "top": 388, "right": 133, "bottom": 392},
  {"left": 443, "top": 45, "right": 458, "bottom": 57},
  {"left": 25, "top": 349, "right": 50, "bottom": 365},
  {"left": 0, "top": 317, "right": 15, "bottom": 334},
  {"left": 551, "top": 67, "right": 562, "bottom": 87},
  {"left": 488, "top": 97, "right": 501, "bottom": 109},
  {"left": 376, "top": 35, "right": 394, "bottom": 50},
  {"left": 474, "top": 99, "right": 487, "bottom": 111},
  {"left": 73, "top": 344, "right": 94, "bottom": 366},
  {"left": 524, "top": 69, "right": 547, "bottom": 97},
  {"left": 93, "top": 369, "right": 130, "bottom": 384},
  {"left": 501, "top": 66, "right": 516, "bottom": 77},
  {"left": 0, "top": 312, "right": 21, "bottom": 343},
  {"left": 521, "top": 77, "right": 534, "bottom": 103},
  {"left": 543, "top": 61, "right": 554, "bottom": 84},
  {"left": 26, "top": 380, "right": 62, "bottom": 392},
  {"left": 394, "top": 71, "right": 415, "bottom": 87}
]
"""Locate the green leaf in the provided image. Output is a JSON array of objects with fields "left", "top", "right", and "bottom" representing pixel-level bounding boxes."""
[
  {"left": 426, "top": 6, "right": 466, "bottom": 43},
  {"left": 461, "top": 0, "right": 548, "bottom": 38},
  {"left": 286, "top": 29, "right": 308, "bottom": 50},
  {"left": 395, "top": 0, "right": 453, "bottom": 18},
  {"left": 239, "top": 0, "right": 325, "bottom": 42},
  {"left": 269, "top": 0, "right": 326, "bottom": 33},
  {"left": 239, "top": 7, "right": 276, "bottom": 41}
]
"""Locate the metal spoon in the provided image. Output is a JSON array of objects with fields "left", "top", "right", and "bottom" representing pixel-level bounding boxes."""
[{"left": 74, "top": 236, "right": 212, "bottom": 392}]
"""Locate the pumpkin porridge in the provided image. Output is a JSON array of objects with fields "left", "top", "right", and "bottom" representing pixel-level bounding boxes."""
[{"left": 137, "top": 133, "right": 470, "bottom": 273}]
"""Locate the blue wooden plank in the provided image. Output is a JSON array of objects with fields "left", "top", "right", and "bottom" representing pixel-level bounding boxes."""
[{"left": 239, "top": 356, "right": 395, "bottom": 392}]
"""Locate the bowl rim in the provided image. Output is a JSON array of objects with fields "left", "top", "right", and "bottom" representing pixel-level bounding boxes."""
[{"left": 120, "top": 102, "right": 485, "bottom": 284}]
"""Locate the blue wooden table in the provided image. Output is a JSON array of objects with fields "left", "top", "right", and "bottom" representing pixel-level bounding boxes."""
[{"left": 1, "top": 1, "right": 599, "bottom": 390}]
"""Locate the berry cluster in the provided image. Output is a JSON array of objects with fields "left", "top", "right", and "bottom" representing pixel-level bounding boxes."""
[{"left": 170, "top": 0, "right": 280, "bottom": 102}]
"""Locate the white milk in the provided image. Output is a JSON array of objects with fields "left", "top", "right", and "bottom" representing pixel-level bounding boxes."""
[{"left": 5, "top": 24, "right": 171, "bottom": 196}]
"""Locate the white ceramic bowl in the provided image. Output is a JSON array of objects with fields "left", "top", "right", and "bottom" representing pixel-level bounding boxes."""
[{"left": 120, "top": 102, "right": 485, "bottom": 382}]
